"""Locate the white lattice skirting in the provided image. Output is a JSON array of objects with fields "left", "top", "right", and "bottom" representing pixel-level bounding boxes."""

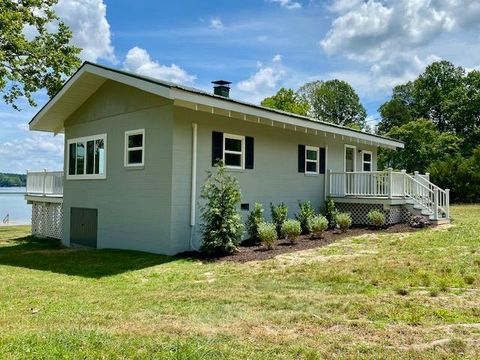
[
  {"left": 336, "top": 203, "right": 407, "bottom": 226},
  {"left": 32, "top": 202, "right": 63, "bottom": 240}
]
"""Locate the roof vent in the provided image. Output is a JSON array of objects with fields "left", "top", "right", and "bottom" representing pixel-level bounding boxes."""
[{"left": 212, "top": 80, "right": 231, "bottom": 98}]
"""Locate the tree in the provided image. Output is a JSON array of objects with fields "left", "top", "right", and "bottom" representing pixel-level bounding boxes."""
[
  {"left": 378, "top": 119, "right": 460, "bottom": 173},
  {"left": 0, "top": 0, "right": 81, "bottom": 110},
  {"left": 429, "top": 146, "right": 480, "bottom": 203},
  {"left": 413, "top": 61, "right": 464, "bottom": 130},
  {"left": 200, "top": 163, "right": 244, "bottom": 255},
  {"left": 261, "top": 88, "right": 309, "bottom": 116},
  {"left": 298, "top": 80, "right": 367, "bottom": 129},
  {"left": 377, "top": 98, "right": 413, "bottom": 134}
]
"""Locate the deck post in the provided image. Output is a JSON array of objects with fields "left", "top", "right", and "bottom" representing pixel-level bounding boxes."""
[
  {"left": 42, "top": 169, "right": 47, "bottom": 196},
  {"left": 401, "top": 169, "right": 406, "bottom": 196},
  {"left": 387, "top": 167, "right": 393, "bottom": 199},
  {"left": 445, "top": 189, "right": 450, "bottom": 219},
  {"left": 328, "top": 169, "right": 332, "bottom": 197},
  {"left": 433, "top": 188, "right": 439, "bottom": 221}
]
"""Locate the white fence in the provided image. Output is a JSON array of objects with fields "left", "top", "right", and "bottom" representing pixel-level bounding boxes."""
[
  {"left": 329, "top": 169, "right": 450, "bottom": 220},
  {"left": 26, "top": 171, "right": 63, "bottom": 196}
]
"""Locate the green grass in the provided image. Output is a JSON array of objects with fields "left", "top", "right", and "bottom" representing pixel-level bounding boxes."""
[{"left": 0, "top": 205, "right": 479, "bottom": 359}]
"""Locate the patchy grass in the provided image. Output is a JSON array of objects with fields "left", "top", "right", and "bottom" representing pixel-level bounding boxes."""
[{"left": 0, "top": 205, "right": 479, "bottom": 359}]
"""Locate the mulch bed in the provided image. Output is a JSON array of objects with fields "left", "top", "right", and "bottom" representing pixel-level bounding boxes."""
[{"left": 180, "top": 223, "right": 421, "bottom": 263}]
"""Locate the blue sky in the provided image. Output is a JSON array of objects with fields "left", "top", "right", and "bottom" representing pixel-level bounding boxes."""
[{"left": 1, "top": 0, "right": 480, "bottom": 173}]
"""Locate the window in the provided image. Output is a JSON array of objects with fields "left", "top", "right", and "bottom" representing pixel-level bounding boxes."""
[
  {"left": 67, "top": 134, "right": 106, "bottom": 180},
  {"left": 125, "top": 129, "right": 145, "bottom": 167},
  {"left": 223, "top": 134, "right": 244, "bottom": 169},
  {"left": 362, "top": 151, "right": 372, "bottom": 172},
  {"left": 305, "top": 146, "right": 319, "bottom": 174}
]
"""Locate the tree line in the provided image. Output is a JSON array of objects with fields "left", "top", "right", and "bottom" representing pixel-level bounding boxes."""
[
  {"left": 0, "top": 173, "right": 26, "bottom": 187},
  {"left": 261, "top": 61, "right": 480, "bottom": 203}
]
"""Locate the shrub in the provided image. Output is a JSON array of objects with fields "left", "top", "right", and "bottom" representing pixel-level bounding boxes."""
[
  {"left": 336, "top": 212, "right": 352, "bottom": 232},
  {"left": 409, "top": 215, "right": 430, "bottom": 228},
  {"left": 282, "top": 219, "right": 302, "bottom": 244},
  {"left": 258, "top": 222, "right": 277, "bottom": 250},
  {"left": 270, "top": 203, "right": 288, "bottom": 238},
  {"left": 324, "top": 197, "right": 339, "bottom": 229},
  {"left": 309, "top": 215, "right": 329, "bottom": 238},
  {"left": 200, "top": 163, "right": 244, "bottom": 255},
  {"left": 246, "top": 203, "right": 264, "bottom": 243},
  {"left": 295, "top": 201, "right": 316, "bottom": 234},
  {"left": 367, "top": 209, "right": 386, "bottom": 229}
]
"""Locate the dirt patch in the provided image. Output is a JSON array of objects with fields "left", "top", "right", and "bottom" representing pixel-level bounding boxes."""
[{"left": 180, "top": 223, "right": 420, "bottom": 263}]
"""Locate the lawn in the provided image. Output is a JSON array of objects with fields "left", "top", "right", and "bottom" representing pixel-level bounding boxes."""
[{"left": 0, "top": 205, "right": 479, "bottom": 359}]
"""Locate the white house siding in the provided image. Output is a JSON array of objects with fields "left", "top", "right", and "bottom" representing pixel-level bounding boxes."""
[
  {"left": 170, "top": 106, "right": 378, "bottom": 250},
  {"left": 63, "top": 81, "right": 175, "bottom": 254}
]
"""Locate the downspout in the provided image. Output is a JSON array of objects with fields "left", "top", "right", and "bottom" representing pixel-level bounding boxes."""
[
  {"left": 189, "top": 122, "right": 200, "bottom": 251},
  {"left": 324, "top": 145, "right": 329, "bottom": 202}
]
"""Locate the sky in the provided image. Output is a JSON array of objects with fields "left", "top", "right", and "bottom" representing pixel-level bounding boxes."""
[{"left": 1, "top": 0, "right": 480, "bottom": 174}]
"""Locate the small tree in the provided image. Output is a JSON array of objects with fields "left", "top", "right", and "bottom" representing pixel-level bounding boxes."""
[
  {"left": 246, "top": 203, "right": 264, "bottom": 243},
  {"left": 295, "top": 201, "right": 315, "bottom": 234},
  {"left": 270, "top": 203, "right": 288, "bottom": 238},
  {"left": 324, "top": 197, "right": 338, "bottom": 229},
  {"left": 200, "top": 163, "right": 244, "bottom": 255}
]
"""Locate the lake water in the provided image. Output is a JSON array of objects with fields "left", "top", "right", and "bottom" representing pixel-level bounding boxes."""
[{"left": 0, "top": 187, "right": 31, "bottom": 225}]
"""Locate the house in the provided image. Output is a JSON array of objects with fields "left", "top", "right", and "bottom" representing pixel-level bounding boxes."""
[{"left": 25, "top": 62, "right": 450, "bottom": 255}]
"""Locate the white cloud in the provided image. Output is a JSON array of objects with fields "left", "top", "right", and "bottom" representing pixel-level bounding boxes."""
[
  {"left": 237, "top": 55, "right": 286, "bottom": 103},
  {"left": 210, "top": 17, "right": 224, "bottom": 30},
  {"left": 322, "top": 0, "right": 480, "bottom": 62},
  {"left": 123, "top": 47, "right": 197, "bottom": 84},
  {"left": 55, "top": 0, "right": 115, "bottom": 63},
  {"left": 269, "top": 0, "right": 302, "bottom": 10}
]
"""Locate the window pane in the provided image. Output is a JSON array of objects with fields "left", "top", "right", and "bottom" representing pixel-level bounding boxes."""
[
  {"left": 306, "top": 161, "right": 317, "bottom": 173},
  {"left": 363, "top": 163, "right": 372, "bottom": 172},
  {"left": 128, "top": 134, "right": 143, "bottom": 148},
  {"left": 95, "top": 139, "right": 105, "bottom": 174},
  {"left": 86, "top": 141, "right": 94, "bottom": 174},
  {"left": 225, "top": 137, "right": 242, "bottom": 152},
  {"left": 364, "top": 153, "right": 372, "bottom": 162},
  {"left": 306, "top": 149, "right": 317, "bottom": 160},
  {"left": 76, "top": 143, "right": 85, "bottom": 175},
  {"left": 69, "top": 143, "right": 76, "bottom": 175},
  {"left": 225, "top": 153, "right": 241, "bottom": 167},
  {"left": 128, "top": 150, "right": 143, "bottom": 164}
]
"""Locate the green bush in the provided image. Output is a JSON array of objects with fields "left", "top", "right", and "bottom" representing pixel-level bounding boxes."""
[
  {"left": 270, "top": 203, "right": 288, "bottom": 238},
  {"left": 324, "top": 197, "right": 339, "bottom": 229},
  {"left": 309, "top": 215, "right": 329, "bottom": 238},
  {"left": 246, "top": 203, "right": 264, "bottom": 243},
  {"left": 367, "top": 210, "right": 386, "bottom": 229},
  {"left": 282, "top": 219, "right": 302, "bottom": 244},
  {"left": 200, "top": 163, "right": 244, "bottom": 255},
  {"left": 258, "top": 222, "right": 277, "bottom": 250},
  {"left": 336, "top": 212, "right": 352, "bottom": 233},
  {"left": 295, "top": 201, "right": 315, "bottom": 234}
]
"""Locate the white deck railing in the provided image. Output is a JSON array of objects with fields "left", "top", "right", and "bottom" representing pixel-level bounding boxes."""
[
  {"left": 26, "top": 170, "right": 63, "bottom": 197},
  {"left": 328, "top": 169, "right": 450, "bottom": 220}
]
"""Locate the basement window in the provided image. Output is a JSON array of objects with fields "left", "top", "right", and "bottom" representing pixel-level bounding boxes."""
[
  {"left": 223, "top": 133, "right": 245, "bottom": 169},
  {"left": 67, "top": 134, "right": 106, "bottom": 180},
  {"left": 125, "top": 129, "right": 145, "bottom": 167}
]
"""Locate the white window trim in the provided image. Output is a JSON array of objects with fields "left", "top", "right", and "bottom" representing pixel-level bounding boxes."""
[
  {"left": 223, "top": 133, "right": 245, "bottom": 170},
  {"left": 124, "top": 129, "right": 145, "bottom": 167},
  {"left": 66, "top": 133, "right": 107, "bottom": 180},
  {"left": 305, "top": 145, "right": 319, "bottom": 175},
  {"left": 362, "top": 150, "right": 373, "bottom": 172},
  {"left": 344, "top": 145, "right": 357, "bottom": 172}
]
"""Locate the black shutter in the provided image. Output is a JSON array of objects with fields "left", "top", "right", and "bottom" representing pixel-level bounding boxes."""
[
  {"left": 298, "top": 144, "right": 305, "bottom": 173},
  {"left": 212, "top": 131, "right": 223, "bottom": 166},
  {"left": 319, "top": 147, "right": 326, "bottom": 174},
  {"left": 245, "top": 136, "right": 254, "bottom": 169}
]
